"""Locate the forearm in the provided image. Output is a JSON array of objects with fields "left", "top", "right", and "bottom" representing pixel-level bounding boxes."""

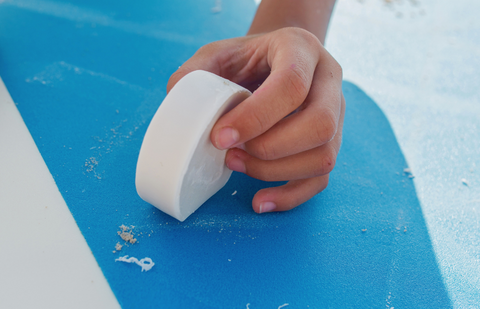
[{"left": 247, "top": 0, "right": 336, "bottom": 44}]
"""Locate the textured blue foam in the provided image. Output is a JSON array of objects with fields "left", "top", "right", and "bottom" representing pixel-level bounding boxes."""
[{"left": 0, "top": 0, "right": 451, "bottom": 308}]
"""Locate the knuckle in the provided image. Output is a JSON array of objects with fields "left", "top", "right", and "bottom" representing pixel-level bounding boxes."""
[
  {"left": 283, "top": 64, "right": 309, "bottom": 104},
  {"left": 312, "top": 146, "right": 337, "bottom": 176},
  {"left": 284, "top": 27, "right": 321, "bottom": 49},
  {"left": 312, "top": 109, "right": 338, "bottom": 144},
  {"left": 300, "top": 30, "right": 322, "bottom": 50},
  {"left": 254, "top": 140, "right": 275, "bottom": 161},
  {"left": 321, "top": 146, "right": 337, "bottom": 175}
]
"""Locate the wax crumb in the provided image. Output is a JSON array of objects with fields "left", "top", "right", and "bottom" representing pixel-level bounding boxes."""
[
  {"left": 115, "top": 242, "right": 123, "bottom": 251},
  {"left": 115, "top": 256, "right": 154, "bottom": 272},
  {"left": 362, "top": 229, "right": 367, "bottom": 233},
  {"left": 462, "top": 178, "right": 469, "bottom": 186},
  {"left": 118, "top": 225, "right": 137, "bottom": 244},
  {"left": 232, "top": 190, "right": 237, "bottom": 196}
]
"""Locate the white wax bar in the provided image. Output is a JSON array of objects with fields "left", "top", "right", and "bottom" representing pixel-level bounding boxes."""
[{"left": 135, "top": 70, "right": 251, "bottom": 221}]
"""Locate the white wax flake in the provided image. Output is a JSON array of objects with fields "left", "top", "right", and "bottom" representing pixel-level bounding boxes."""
[
  {"left": 232, "top": 190, "right": 237, "bottom": 196},
  {"left": 115, "top": 255, "right": 155, "bottom": 272},
  {"left": 462, "top": 178, "right": 469, "bottom": 186}
]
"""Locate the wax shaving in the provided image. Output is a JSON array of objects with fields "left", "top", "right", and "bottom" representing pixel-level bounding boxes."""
[{"left": 115, "top": 255, "right": 155, "bottom": 272}]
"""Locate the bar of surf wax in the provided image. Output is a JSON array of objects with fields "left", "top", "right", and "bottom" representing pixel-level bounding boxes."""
[{"left": 135, "top": 70, "right": 251, "bottom": 221}]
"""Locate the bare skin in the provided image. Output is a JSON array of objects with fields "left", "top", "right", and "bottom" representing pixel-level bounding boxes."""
[{"left": 167, "top": 0, "right": 345, "bottom": 214}]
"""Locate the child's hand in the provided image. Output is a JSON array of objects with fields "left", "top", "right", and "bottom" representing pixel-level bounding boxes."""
[{"left": 167, "top": 27, "right": 345, "bottom": 214}]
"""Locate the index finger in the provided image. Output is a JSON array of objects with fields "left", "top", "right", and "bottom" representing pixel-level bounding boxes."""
[{"left": 210, "top": 29, "right": 322, "bottom": 150}]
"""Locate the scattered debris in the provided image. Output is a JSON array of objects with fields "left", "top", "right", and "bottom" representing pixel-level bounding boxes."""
[
  {"left": 232, "top": 190, "right": 237, "bottom": 196},
  {"left": 462, "top": 178, "right": 469, "bottom": 186},
  {"left": 118, "top": 225, "right": 137, "bottom": 244},
  {"left": 115, "top": 256, "right": 155, "bottom": 272},
  {"left": 115, "top": 242, "right": 123, "bottom": 251},
  {"left": 85, "top": 157, "right": 98, "bottom": 171},
  {"left": 84, "top": 157, "right": 102, "bottom": 179}
]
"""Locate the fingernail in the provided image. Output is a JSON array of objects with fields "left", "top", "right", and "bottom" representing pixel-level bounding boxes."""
[
  {"left": 216, "top": 127, "right": 239, "bottom": 149},
  {"left": 259, "top": 202, "right": 276, "bottom": 213},
  {"left": 226, "top": 155, "right": 246, "bottom": 173}
]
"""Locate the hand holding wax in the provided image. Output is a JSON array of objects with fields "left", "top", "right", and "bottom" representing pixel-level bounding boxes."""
[{"left": 168, "top": 27, "right": 345, "bottom": 214}]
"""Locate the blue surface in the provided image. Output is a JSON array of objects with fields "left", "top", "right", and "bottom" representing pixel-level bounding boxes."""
[{"left": 0, "top": 0, "right": 452, "bottom": 308}]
